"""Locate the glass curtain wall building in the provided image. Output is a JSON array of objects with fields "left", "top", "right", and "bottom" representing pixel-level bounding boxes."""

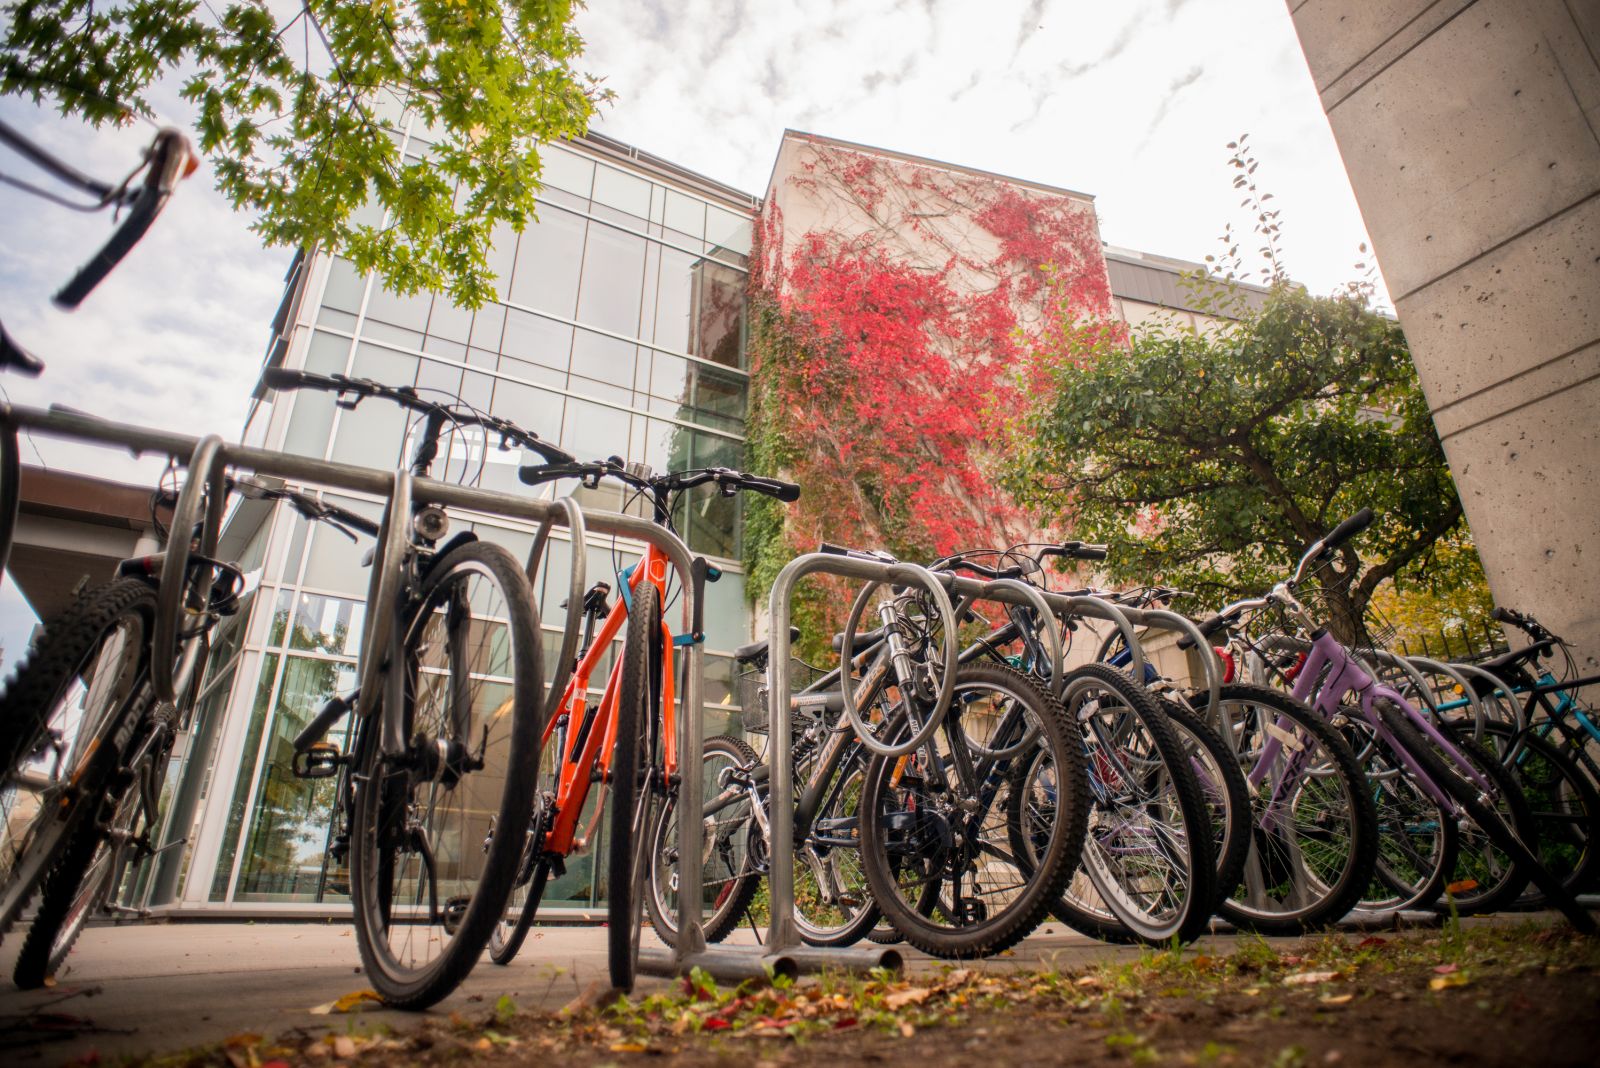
[{"left": 150, "top": 125, "right": 760, "bottom": 915}]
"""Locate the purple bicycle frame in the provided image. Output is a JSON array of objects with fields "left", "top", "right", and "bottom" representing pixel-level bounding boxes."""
[{"left": 1256, "top": 629, "right": 1489, "bottom": 813}]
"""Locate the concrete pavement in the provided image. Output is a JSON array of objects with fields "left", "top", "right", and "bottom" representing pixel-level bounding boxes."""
[{"left": 0, "top": 918, "right": 1194, "bottom": 1064}]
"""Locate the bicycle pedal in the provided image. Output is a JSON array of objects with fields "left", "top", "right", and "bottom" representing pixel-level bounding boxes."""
[
  {"left": 441, "top": 895, "right": 471, "bottom": 935},
  {"left": 292, "top": 742, "right": 343, "bottom": 779}
]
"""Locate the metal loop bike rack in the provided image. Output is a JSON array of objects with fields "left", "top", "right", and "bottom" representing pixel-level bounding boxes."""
[
  {"left": 151, "top": 434, "right": 223, "bottom": 701},
  {"left": 525, "top": 494, "right": 587, "bottom": 720},
  {"left": 1, "top": 402, "right": 714, "bottom": 963},
  {"left": 1405, "top": 656, "right": 1496, "bottom": 742},
  {"left": 837, "top": 563, "right": 962, "bottom": 760}
]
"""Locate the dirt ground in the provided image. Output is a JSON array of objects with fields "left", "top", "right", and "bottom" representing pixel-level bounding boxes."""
[{"left": 76, "top": 919, "right": 1600, "bottom": 1067}]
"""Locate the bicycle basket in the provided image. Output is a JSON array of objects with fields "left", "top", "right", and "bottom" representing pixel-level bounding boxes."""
[
  {"left": 1293, "top": 581, "right": 1398, "bottom": 655},
  {"left": 736, "top": 658, "right": 827, "bottom": 735}
]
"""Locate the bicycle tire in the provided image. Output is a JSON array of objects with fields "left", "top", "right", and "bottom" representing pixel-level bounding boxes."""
[
  {"left": 646, "top": 734, "right": 763, "bottom": 946},
  {"left": 1161, "top": 698, "right": 1252, "bottom": 912},
  {"left": 1, "top": 578, "right": 155, "bottom": 943},
  {"left": 1374, "top": 699, "right": 1595, "bottom": 933},
  {"left": 1205, "top": 684, "right": 1378, "bottom": 934},
  {"left": 349, "top": 540, "right": 542, "bottom": 1009},
  {"left": 1478, "top": 720, "right": 1600, "bottom": 899},
  {"left": 14, "top": 742, "right": 154, "bottom": 988},
  {"left": 860, "top": 661, "right": 1087, "bottom": 958},
  {"left": 487, "top": 797, "right": 553, "bottom": 966},
  {"left": 1048, "top": 663, "right": 1213, "bottom": 945},
  {"left": 794, "top": 745, "right": 883, "bottom": 949},
  {"left": 607, "top": 580, "right": 663, "bottom": 991},
  {"left": 1440, "top": 729, "right": 1536, "bottom": 914}
]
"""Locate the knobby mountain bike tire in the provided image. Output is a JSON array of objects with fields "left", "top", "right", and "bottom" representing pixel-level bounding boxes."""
[
  {"left": 0, "top": 578, "right": 156, "bottom": 944},
  {"left": 1374, "top": 699, "right": 1596, "bottom": 934},
  {"left": 860, "top": 660, "right": 1088, "bottom": 959},
  {"left": 1047, "top": 663, "right": 1214, "bottom": 945},
  {"left": 349, "top": 541, "right": 542, "bottom": 1009},
  {"left": 1204, "top": 684, "right": 1378, "bottom": 935},
  {"left": 14, "top": 739, "right": 158, "bottom": 987},
  {"left": 646, "top": 734, "right": 763, "bottom": 947},
  {"left": 607, "top": 580, "right": 664, "bottom": 992},
  {"left": 1477, "top": 720, "right": 1600, "bottom": 899}
]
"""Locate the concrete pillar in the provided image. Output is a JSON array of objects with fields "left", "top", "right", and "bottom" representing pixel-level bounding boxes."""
[{"left": 1286, "top": 0, "right": 1600, "bottom": 670}]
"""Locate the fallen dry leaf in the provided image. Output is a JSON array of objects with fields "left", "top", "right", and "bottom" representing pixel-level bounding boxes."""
[
  {"left": 1319, "top": 993, "right": 1354, "bottom": 1005},
  {"left": 1432, "top": 963, "right": 1459, "bottom": 975},
  {"left": 1429, "top": 971, "right": 1471, "bottom": 991},
  {"left": 331, "top": 1035, "right": 357, "bottom": 1059},
  {"left": 610, "top": 1042, "right": 649, "bottom": 1053},
  {"left": 1283, "top": 971, "right": 1340, "bottom": 986},
  {"left": 899, "top": 1021, "right": 916, "bottom": 1038},
  {"left": 310, "top": 990, "right": 382, "bottom": 1015},
  {"left": 884, "top": 987, "right": 933, "bottom": 1009}
]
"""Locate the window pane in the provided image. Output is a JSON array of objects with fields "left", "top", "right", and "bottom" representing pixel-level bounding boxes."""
[
  {"left": 501, "top": 309, "right": 572, "bottom": 373},
  {"left": 575, "top": 225, "right": 646, "bottom": 338},
  {"left": 210, "top": 653, "right": 279, "bottom": 900},
  {"left": 706, "top": 205, "right": 753, "bottom": 257},
  {"left": 539, "top": 143, "right": 595, "bottom": 198},
  {"left": 570, "top": 329, "right": 637, "bottom": 397},
  {"left": 685, "top": 363, "right": 748, "bottom": 432},
  {"left": 470, "top": 303, "right": 506, "bottom": 350},
  {"left": 490, "top": 379, "right": 565, "bottom": 444},
  {"left": 364, "top": 284, "right": 431, "bottom": 333},
  {"left": 426, "top": 298, "right": 473, "bottom": 344},
  {"left": 562, "top": 397, "right": 632, "bottom": 464},
  {"left": 664, "top": 191, "right": 705, "bottom": 238},
  {"left": 654, "top": 249, "right": 695, "bottom": 352},
  {"left": 508, "top": 207, "right": 585, "bottom": 317},
  {"left": 321, "top": 258, "right": 367, "bottom": 313},
  {"left": 592, "top": 163, "right": 651, "bottom": 219},
  {"left": 694, "top": 261, "right": 747, "bottom": 369},
  {"left": 287, "top": 592, "right": 365, "bottom": 656}
]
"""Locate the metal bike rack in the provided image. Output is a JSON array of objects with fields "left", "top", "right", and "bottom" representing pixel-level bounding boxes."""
[
  {"left": 665, "top": 551, "right": 1162, "bottom": 982},
  {"left": 1, "top": 402, "right": 717, "bottom": 959}
]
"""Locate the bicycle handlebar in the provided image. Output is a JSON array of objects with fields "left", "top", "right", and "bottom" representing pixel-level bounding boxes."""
[
  {"left": 261, "top": 367, "right": 576, "bottom": 465},
  {"left": 1038, "top": 540, "right": 1109, "bottom": 562},
  {"left": 519, "top": 457, "right": 801, "bottom": 504},
  {"left": 54, "top": 128, "right": 196, "bottom": 309}
]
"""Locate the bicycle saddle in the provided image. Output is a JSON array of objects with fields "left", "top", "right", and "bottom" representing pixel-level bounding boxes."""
[
  {"left": 0, "top": 318, "right": 44, "bottom": 376},
  {"left": 1473, "top": 637, "right": 1559, "bottom": 679},
  {"left": 732, "top": 627, "right": 801, "bottom": 665}
]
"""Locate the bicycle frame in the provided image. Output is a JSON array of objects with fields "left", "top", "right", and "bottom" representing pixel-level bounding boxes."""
[
  {"left": 1286, "top": 629, "right": 1489, "bottom": 814},
  {"left": 541, "top": 543, "right": 678, "bottom": 857}
]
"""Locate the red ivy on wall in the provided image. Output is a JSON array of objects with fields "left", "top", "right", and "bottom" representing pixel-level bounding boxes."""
[{"left": 747, "top": 140, "right": 1114, "bottom": 595}]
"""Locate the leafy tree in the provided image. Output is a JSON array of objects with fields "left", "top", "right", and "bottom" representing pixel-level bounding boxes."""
[
  {"left": 2, "top": 0, "right": 609, "bottom": 306},
  {"left": 1006, "top": 281, "right": 1470, "bottom": 641}
]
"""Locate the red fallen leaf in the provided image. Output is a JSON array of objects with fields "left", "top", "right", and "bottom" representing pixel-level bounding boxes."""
[
  {"left": 1356, "top": 937, "right": 1388, "bottom": 949},
  {"left": 834, "top": 1017, "right": 859, "bottom": 1030},
  {"left": 1279, "top": 955, "right": 1303, "bottom": 965},
  {"left": 1446, "top": 879, "right": 1479, "bottom": 895},
  {"left": 1433, "top": 963, "right": 1459, "bottom": 975},
  {"left": 702, "top": 1018, "right": 730, "bottom": 1032}
]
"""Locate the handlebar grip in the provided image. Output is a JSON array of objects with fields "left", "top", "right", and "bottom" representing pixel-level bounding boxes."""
[
  {"left": 1492, "top": 607, "right": 1517, "bottom": 625},
  {"left": 1075, "top": 543, "right": 1109, "bottom": 561},
  {"left": 743, "top": 474, "right": 801, "bottom": 502},
  {"left": 54, "top": 129, "right": 193, "bottom": 310},
  {"left": 1177, "top": 612, "right": 1231, "bottom": 650},
  {"left": 818, "top": 541, "right": 852, "bottom": 556},
  {"left": 1323, "top": 508, "right": 1375, "bottom": 551}
]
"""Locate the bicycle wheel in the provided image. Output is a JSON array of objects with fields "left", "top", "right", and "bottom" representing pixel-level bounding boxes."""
[
  {"left": 348, "top": 541, "right": 541, "bottom": 1009},
  {"left": 1207, "top": 685, "right": 1378, "bottom": 934},
  {"left": 1478, "top": 720, "right": 1600, "bottom": 898},
  {"left": 607, "top": 580, "right": 664, "bottom": 992},
  {"left": 1, "top": 578, "right": 155, "bottom": 943},
  {"left": 794, "top": 745, "right": 883, "bottom": 948},
  {"left": 859, "top": 661, "right": 1087, "bottom": 958},
  {"left": 487, "top": 809, "right": 552, "bottom": 966},
  {"left": 646, "top": 734, "right": 763, "bottom": 946},
  {"left": 1049, "top": 663, "right": 1213, "bottom": 945},
  {"left": 14, "top": 741, "right": 156, "bottom": 988},
  {"left": 1374, "top": 699, "right": 1594, "bottom": 933},
  {"left": 1161, "top": 698, "right": 1252, "bottom": 911},
  {"left": 1350, "top": 715, "right": 1458, "bottom": 913},
  {"left": 1431, "top": 728, "right": 1535, "bottom": 914}
]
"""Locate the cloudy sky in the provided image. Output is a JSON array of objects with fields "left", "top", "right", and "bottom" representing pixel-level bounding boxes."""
[{"left": 0, "top": 0, "right": 1375, "bottom": 658}]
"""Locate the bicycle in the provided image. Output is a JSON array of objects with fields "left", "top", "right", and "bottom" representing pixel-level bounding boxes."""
[
  {"left": 475, "top": 456, "right": 798, "bottom": 991},
  {"left": 1, "top": 476, "right": 376, "bottom": 988},
  {"left": 934, "top": 546, "right": 1226, "bottom": 944},
  {"left": 1197, "top": 509, "right": 1595, "bottom": 933},
  {"left": 266, "top": 367, "right": 568, "bottom": 1007}
]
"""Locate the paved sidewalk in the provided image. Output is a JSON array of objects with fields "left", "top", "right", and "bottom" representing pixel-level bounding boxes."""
[{"left": 0, "top": 918, "right": 1214, "bottom": 1064}]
